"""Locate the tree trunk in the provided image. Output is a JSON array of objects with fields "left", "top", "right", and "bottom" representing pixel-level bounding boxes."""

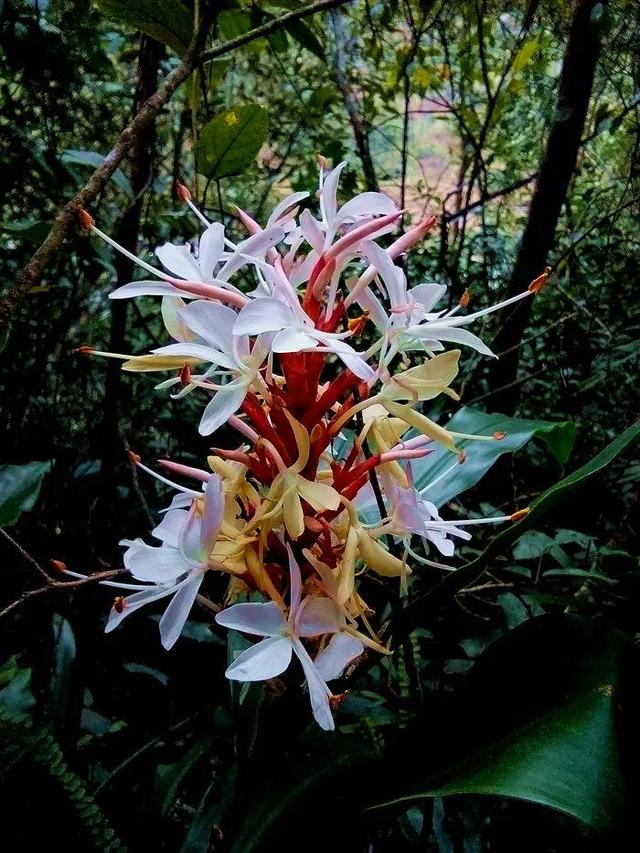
[
  {"left": 487, "top": 0, "right": 603, "bottom": 413},
  {"left": 329, "top": 9, "right": 378, "bottom": 190},
  {"left": 99, "top": 35, "right": 165, "bottom": 520}
]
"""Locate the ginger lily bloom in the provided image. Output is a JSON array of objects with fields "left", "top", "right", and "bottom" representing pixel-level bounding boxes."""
[
  {"left": 105, "top": 474, "right": 225, "bottom": 649},
  {"left": 76, "top": 159, "right": 542, "bottom": 730},
  {"left": 216, "top": 547, "right": 362, "bottom": 731}
]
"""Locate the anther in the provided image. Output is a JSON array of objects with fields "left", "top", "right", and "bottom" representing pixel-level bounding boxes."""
[
  {"left": 180, "top": 363, "right": 192, "bottom": 387},
  {"left": 78, "top": 208, "right": 95, "bottom": 230},
  {"left": 73, "top": 345, "right": 95, "bottom": 354},
  {"left": 529, "top": 267, "right": 551, "bottom": 294},
  {"left": 114, "top": 596, "right": 126, "bottom": 614},
  {"left": 127, "top": 450, "right": 141, "bottom": 465},
  {"left": 459, "top": 289, "right": 470, "bottom": 308},
  {"left": 510, "top": 507, "right": 530, "bottom": 522},
  {"left": 176, "top": 181, "right": 191, "bottom": 203},
  {"left": 50, "top": 559, "right": 67, "bottom": 572},
  {"left": 347, "top": 312, "right": 370, "bottom": 335},
  {"left": 493, "top": 431, "right": 507, "bottom": 441}
]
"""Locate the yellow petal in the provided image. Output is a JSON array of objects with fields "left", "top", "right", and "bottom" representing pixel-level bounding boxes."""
[
  {"left": 283, "top": 488, "right": 305, "bottom": 540},
  {"left": 338, "top": 527, "right": 359, "bottom": 606},
  {"left": 381, "top": 401, "right": 457, "bottom": 451},
  {"left": 282, "top": 409, "right": 310, "bottom": 473},
  {"left": 296, "top": 476, "right": 341, "bottom": 512},
  {"left": 381, "top": 350, "right": 461, "bottom": 401},
  {"left": 357, "top": 531, "right": 410, "bottom": 577},
  {"left": 122, "top": 354, "right": 203, "bottom": 372}
]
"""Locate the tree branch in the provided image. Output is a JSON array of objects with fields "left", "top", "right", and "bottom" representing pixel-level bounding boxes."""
[{"left": 0, "top": 0, "right": 354, "bottom": 328}]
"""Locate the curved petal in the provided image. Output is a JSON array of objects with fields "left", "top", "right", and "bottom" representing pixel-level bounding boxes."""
[
  {"left": 151, "top": 342, "right": 236, "bottom": 370},
  {"left": 409, "top": 283, "right": 447, "bottom": 313},
  {"left": 201, "top": 473, "right": 224, "bottom": 553},
  {"left": 122, "top": 540, "right": 189, "bottom": 583},
  {"left": 198, "top": 223, "right": 225, "bottom": 280},
  {"left": 234, "top": 297, "right": 296, "bottom": 336},
  {"left": 321, "top": 161, "right": 346, "bottom": 225},
  {"left": 411, "top": 324, "right": 495, "bottom": 357},
  {"left": 198, "top": 380, "right": 249, "bottom": 436},
  {"left": 225, "top": 636, "right": 293, "bottom": 681},
  {"left": 161, "top": 296, "right": 192, "bottom": 342},
  {"left": 297, "top": 477, "right": 341, "bottom": 512},
  {"left": 179, "top": 300, "right": 237, "bottom": 354},
  {"left": 215, "top": 601, "right": 287, "bottom": 636},
  {"left": 271, "top": 328, "right": 318, "bottom": 353},
  {"left": 152, "top": 509, "right": 189, "bottom": 548},
  {"left": 336, "top": 192, "right": 398, "bottom": 225},
  {"left": 313, "top": 633, "right": 364, "bottom": 681},
  {"left": 155, "top": 242, "right": 202, "bottom": 281},
  {"left": 267, "top": 191, "right": 309, "bottom": 227},
  {"left": 110, "top": 282, "right": 180, "bottom": 299},
  {"left": 292, "top": 639, "right": 334, "bottom": 731},
  {"left": 217, "top": 226, "right": 285, "bottom": 280},
  {"left": 300, "top": 209, "right": 325, "bottom": 254},
  {"left": 159, "top": 571, "right": 204, "bottom": 649},
  {"left": 296, "top": 597, "right": 342, "bottom": 637},
  {"left": 105, "top": 584, "right": 178, "bottom": 634}
]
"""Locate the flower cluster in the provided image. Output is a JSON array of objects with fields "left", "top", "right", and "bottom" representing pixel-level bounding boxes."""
[{"left": 74, "top": 160, "right": 543, "bottom": 730}]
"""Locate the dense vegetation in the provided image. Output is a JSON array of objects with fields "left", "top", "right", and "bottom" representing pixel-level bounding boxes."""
[{"left": 1, "top": 1, "right": 639, "bottom": 850}]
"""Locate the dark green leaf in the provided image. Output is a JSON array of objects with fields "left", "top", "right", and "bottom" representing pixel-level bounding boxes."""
[
  {"left": 195, "top": 106, "right": 269, "bottom": 180},
  {"left": 155, "top": 735, "right": 214, "bottom": 816},
  {"left": 94, "top": 0, "right": 192, "bottom": 55},
  {"left": 285, "top": 19, "right": 325, "bottom": 60},
  {"left": 61, "top": 149, "right": 134, "bottom": 198},
  {"left": 411, "top": 407, "right": 575, "bottom": 507},
  {"left": 50, "top": 615, "right": 76, "bottom": 728},
  {"left": 369, "top": 616, "right": 632, "bottom": 831},
  {"left": 0, "top": 461, "right": 51, "bottom": 527},
  {"left": 399, "top": 421, "right": 640, "bottom": 632}
]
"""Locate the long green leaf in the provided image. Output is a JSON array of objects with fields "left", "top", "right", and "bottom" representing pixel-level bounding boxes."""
[
  {"left": 398, "top": 421, "right": 640, "bottom": 633},
  {"left": 369, "top": 615, "right": 632, "bottom": 831},
  {"left": 413, "top": 406, "right": 575, "bottom": 506},
  {"left": 61, "top": 149, "right": 134, "bottom": 199}
]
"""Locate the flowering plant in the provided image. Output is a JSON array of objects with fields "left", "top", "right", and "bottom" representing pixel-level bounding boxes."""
[{"left": 73, "top": 160, "right": 544, "bottom": 731}]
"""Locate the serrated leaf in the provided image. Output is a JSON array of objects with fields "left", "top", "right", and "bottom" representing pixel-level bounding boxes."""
[
  {"left": 195, "top": 106, "right": 268, "bottom": 179},
  {"left": 0, "top": 461, "right": 51, "bottom": 527},
  {"left": 94, "top": 0, "right": 192, "bottom": 55},
  {"left": 61, "top": 149, "right": 134, "bottom": 199}
]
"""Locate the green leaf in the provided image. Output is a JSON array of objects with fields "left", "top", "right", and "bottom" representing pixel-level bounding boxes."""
[
  {"left": 61, "top": 149, "right": 134, "bottom": 199},
  {"left": 155, "top": 735, "right": 214, "bottom": 816},
  {"left": 285, "top": 19, "right": 325, "bottom": 60},
  {"left": 511, "top": 38, "right": 538, "bottom": 72},
  {"left": 399, "top": 421, "right": 640, "bottom": 633},
  {"left": 412, "top": 406, "right": 575, "bottom": 506},
  {"left": 50, "top": 615, "right": 76, "bottom": 729},
  {"left": 93, "top": 0, "right": 192, "bottom": 55},
  {"left": 180, "top": 766, "right": 238, "bottom": 853},
  {"left": 195, "top": 106, "right": 269, "bottom": 180},
  {"left": 0, "top": 461, "right": 51, "bottom": 527},
  {"left": 369, "top": 615, "right": 631, "bottom": 831},
  {"left": 0, "top": 219, "right": 52, "bottom": 243}
]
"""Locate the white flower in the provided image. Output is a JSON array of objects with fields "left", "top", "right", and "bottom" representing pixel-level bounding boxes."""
[
  {"left": 105, "top": 474, "right": 224, "bottom": 649},
  {"left": 215, "top": 547, "right": 363, "bottom": 731}
]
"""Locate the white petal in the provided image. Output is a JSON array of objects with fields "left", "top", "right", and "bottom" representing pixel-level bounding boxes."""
[
  {"left": 178, "top": 501, "right": 205, "bottom": 565},
  {"left": 336, "top": 192, "right": 398, "bottom": 225},
  {"left": 234, "top": 297, "right": 296, "bottom": 336},
  {"left": 152, "top": 509, "right": 189, "bottom": 547},
  {"left": 215, "top": 601, "right": 287, "bottom": 636},
  {"left": 300, "top": 210, "right": 325, "bottom": 254},
  {"left": 151, "top": 342, "right": 236, "bottom": 370},
  {"left": 315, "top": 335, "right": 375, "bottom": 381},
  {"left": 217, "top": 226, "right": 285, "bottom": 280},
  {"left": 155, "top": 242, "right": 203, "bottom": 281},
  {"left": 122, "top": 540, "right": 189, "bottom": 583},
  {"left": 290, "top": 249, "right": 319, "bottom": 287},
  {"left": 225, "top": 636, "right": 293, "bottom": 681},
  {"left": 198, "top": 381, "right": 248, "bottom": 436},
  {"left": 286, "top": 545, "right": 302, "bottom": 612},
  {"left": 105, "top": 584, "right": 178, "bottom": 634},
  {"left": 159, "top": 571, "right": 204, "bottom": 649},
  {"left": 201, "top": 473, "right": 224, "bottom": 553},
  {"left": 296, "top": 597, "right": 342, "bottom": 637},
  {"left": 179, "top": 301, "right": 237, "bottom": 353},
  {"left": 161, "top": 297, "right": 192, "bottom": 342},
  {"left": 198, "top": 223, "right": 225, "bottom": 280},
  {"left": 292, "top": 639, "right": 334, "bottom": 731},
  {"left": 360, "top": 240, "right": 406, "bottom": 305},
  {"left": 267, "top": 191, "right": 309, "bottom": 227},
  {"left": 411, "top": 324, "right": 495, "bottom": 357},
  {"left": 321, "top": 161, "right": 346, "bottom": 225},
  {"left": 110, "top": 282, "right": 179, "bottom": 299},
  {"left": 314, "top": 633, "right": 364, "bottom": 681},
  {"left": 271, "top": 328, "right": 318, "bottom": 353},
  {"left": 409, "top": 283, "right": 447, "bottom": 313}
]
